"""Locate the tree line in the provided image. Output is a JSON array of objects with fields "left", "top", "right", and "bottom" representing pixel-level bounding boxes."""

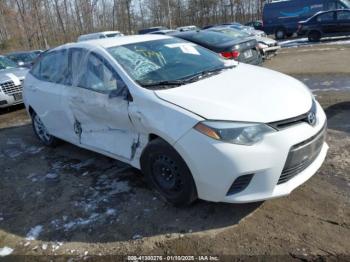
[{"left": 0, "top": 0, "right": 264, "bottom": 52}]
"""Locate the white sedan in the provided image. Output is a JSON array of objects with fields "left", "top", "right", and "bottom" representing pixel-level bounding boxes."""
[{"left": 23, "top": 35, "right": 328, "bottom": 206}]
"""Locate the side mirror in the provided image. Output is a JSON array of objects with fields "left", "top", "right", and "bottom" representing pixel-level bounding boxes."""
[
  {"left": 108, "top": 80, "right": 133, "bottom": 101},
  {"left": 18, "top": 61, "right": 25, "bottom": 67}
]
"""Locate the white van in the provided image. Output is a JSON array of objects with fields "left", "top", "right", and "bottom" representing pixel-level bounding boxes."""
[{"left": 77, "top": 31, "right": 123, "bottom": 42}]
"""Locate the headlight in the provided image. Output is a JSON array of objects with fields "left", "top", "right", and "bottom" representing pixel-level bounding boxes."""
[
  {"left": 194, "top": 121, "right": 275, "bottom": 146},
  {"left": 258, "top": 43, "right": 268, "bottom": 49},
  {"left": 234, "top": 44, "right": 240, "bottom": 49}
]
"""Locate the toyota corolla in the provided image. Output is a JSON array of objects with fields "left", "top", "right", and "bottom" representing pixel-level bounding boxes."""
[{"left": 23, "top": 35, "right": 328, "bottom": 206}]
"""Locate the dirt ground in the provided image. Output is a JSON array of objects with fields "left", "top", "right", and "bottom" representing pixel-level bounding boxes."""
[{"left": 0, "top": 43, "right": 349, "bottom": 261}]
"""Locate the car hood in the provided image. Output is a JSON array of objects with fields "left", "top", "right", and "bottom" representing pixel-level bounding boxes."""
[
  {"left": 155, "top": 64, "right": 313, "bottom": 123},
  {"left": 0, "top": 67, "right": 28, "bottom": 84}
]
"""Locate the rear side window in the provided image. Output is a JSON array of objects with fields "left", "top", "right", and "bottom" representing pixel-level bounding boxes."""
[
  {"left": 317, "top": 12, "right": 335, "bottom": 22},
  {"left": 337, "top": 11, "right": 350, "bottom": 20},
  {"left": 31, "top": 50, "right": 68, "bottom": 84}
]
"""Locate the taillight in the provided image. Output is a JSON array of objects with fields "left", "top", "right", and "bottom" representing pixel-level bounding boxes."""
[{"left": 220, "top": 50, "right": 240, "bottom": 59}]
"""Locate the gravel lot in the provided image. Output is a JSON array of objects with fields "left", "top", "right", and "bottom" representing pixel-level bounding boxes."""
[{"left": 0, "top": 43, "right": 349, "bottom": 260}]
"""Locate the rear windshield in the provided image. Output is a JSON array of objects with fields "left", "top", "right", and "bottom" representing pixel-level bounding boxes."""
[
  {"left": 106, "top": 33, "right": 121, "bottom": 38},
  {"left": 190, "top": 31, "right": 234, "bottom": 45},
  {"left": 212, "top": 28, "right": 250, "bottom": 39}
]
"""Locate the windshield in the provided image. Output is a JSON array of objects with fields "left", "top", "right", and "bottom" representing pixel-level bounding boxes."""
[
  {"left": 108, "top": 38, "right": 230, "bottom": 88},
  {"left": 0, "top": 56, "right": 17, "bottom": 70}
]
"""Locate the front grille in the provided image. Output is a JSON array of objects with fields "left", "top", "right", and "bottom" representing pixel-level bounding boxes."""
[
  {"left": 227, "top": 174, "right": 254, "bottom": 195},
  {"left": 269, "top": 100, "right": 317, "bottom": 130},
  {"left": 0, "top": 80, "right": 23, "bottom": 95},
  {"left": 278, "top": 125, "right": 326, "bottom": 185}
]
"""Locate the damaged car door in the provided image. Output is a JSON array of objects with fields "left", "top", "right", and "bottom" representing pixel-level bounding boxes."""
[{"left": 65, "top": 48, "right": 138, "bottom": 161}]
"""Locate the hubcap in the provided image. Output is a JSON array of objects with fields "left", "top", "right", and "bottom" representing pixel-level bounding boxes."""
[
  {"left": 33, "top": 115, "right": 51, "bottom": 142},
  {"left": 152, "top": 155, "right": 182, "bottom": 194}
]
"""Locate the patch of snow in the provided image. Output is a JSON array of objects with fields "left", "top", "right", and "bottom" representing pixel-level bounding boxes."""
[
  {"left": 63, "top": 213, "right": 99, "bottom": 231},
  {"left": 4, "top": 149, "right": 22, "bottom": 158},
  {"left": 132, "top": 234, "right": 143, "bottom": 240},
  {"left": 26, "top": 146, "right": 44, "bottom": 154},
  {"left": 6, "top": 138, "right": 23, "bottom": 145},
  {"left": 42, "top": 243, "right": 48, "bottom": 250},
  {"left": 106, "top": 208, "right": 117, "bottom": 216},
  {"left": 26, "top": 225, "right": 43, "bottom": 240},
  {"left": 45, "top": 173, "right": 59, "bottom": 180},
  {"left": 71, "top": 159, "right": 95, "bottom": 170},
  {"left": 0, "top": 247, "right": 14, "bottom": 257},
  {"left": 23, "top": 242, "right": 30, "bottom": 247}
]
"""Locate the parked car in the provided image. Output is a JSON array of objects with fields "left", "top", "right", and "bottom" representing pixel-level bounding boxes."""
[
  {"left": 149, "top": 29, "right": 178, "bottom": 35},
  {"left": 138, "top": 26, "right": 168, "bottom": 34},
  {"left": 32, "top": 50, "right": 44, "bottom": 56},
  {"left": 245, "top": 20, "right": 264, "bottom": 31},
  {"left": 222, "top": 23, "right": 267, "bottom": 37},
  {"left": 176, "top": 25, "right": 200, "bottom": 32},
  {"left": 209, "top": 27, "right": 280, "bottom": 59},
  {"left": 263, "top": 0, "right": 350, "bottom": 39},
  {"left": 0, "top": 55, "right": 28, "bottom": 108},
  {"left": 77, "top": 31, "right": 123, "bottom": 42},
  {"left": 5, "top": 51, "right": 40, "bottom": 68},
  {"left": 171, "top": 30, "right": 262, "bottom": 65},
  {"left": 23, "top": 35, "right": 328, "bottom": 205},
  {"left": 298, "top": 9, "right": 350, "bottom": 41}
]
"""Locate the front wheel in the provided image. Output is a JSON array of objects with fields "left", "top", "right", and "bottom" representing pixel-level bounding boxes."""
[
  {"left": 308, "top": 31, "right": 321, "bottom": 42},
  {"left": 32, "top": 112, "right": 59, "bottom": 147},
  {"left": 275, "top": 28, "right": 286, "bottom": 40},
  {"left": 141, "top": 138, "right": 197, "bottom": 206}
]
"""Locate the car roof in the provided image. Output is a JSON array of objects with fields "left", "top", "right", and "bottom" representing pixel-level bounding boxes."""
[
  {"left": 315, "top": 9, "right": 350, "bottom": 15},
  {"left": 55, "top": 34, "right": 172, "bottom": 50}
]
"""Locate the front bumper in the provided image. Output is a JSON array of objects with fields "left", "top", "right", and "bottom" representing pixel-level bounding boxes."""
[
  {"left": 174, "top": 101, "right": 328, "bottom": 203},
  {"left": 0, "top": 92, "right": 23, "bottom": 108},
  {"left": 262, "top": 45, "right": 281, "bottom": 57}
]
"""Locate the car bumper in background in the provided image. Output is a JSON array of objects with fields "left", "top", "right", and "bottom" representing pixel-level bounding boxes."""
[
  {"left": 0, "top": 93, "right": 23, "bottom": 108},
  {"left": 174, "top": 102, "right": 328, "bottom": 203},
  {"left": 262, "top": 45, "right": 281, "bottom": 58}
]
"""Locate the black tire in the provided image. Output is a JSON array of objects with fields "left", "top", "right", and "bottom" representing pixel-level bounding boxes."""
[
  {"left": 308, "top": 31, "right": 321, "bottom": 42},
  {"left": 275, "top": 28, "right": 286, "bottom": 40},
  {"left": 31, "top": 112, "right": 59, "bottom": 147},
  {"left": 286, "top": 32, "right": 293, "bottom": 38},
  {"left": 140, "top": 138, "right": 197, "bottom": 206}
]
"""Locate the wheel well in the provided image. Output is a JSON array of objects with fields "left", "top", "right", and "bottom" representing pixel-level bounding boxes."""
[
  {"left": 28, "top": 106, "right": 35, "bottom": 116},
  {"left": 149, "top": 133, "right": 159, "bottom": 142}
]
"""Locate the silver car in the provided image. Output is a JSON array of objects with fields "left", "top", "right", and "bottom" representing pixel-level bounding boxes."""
[{"left": 0, "top": 55, "right": 28, "bottom": 108}]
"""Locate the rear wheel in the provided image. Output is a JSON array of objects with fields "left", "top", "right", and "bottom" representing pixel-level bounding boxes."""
[
  {"left": 308, "top": 31, "right": 321, "bottom": 42},
  {"left": 32, "top": 112, "right": 58, "bottom": 147},
  {"left": 275, "top": 28, "right": 286, "bottom": 40},
  {"left": 141, "top": 138, "right": 197, "bottom": 206}
]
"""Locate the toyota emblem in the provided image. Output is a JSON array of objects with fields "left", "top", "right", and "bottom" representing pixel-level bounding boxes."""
[{"left": 307, "top": 112, "right": 317, "bottom": 126}]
